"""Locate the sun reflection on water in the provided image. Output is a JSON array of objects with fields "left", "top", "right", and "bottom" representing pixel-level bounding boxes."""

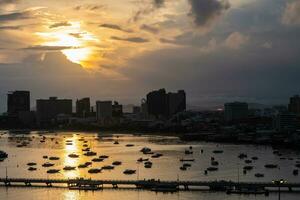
[{"left": 63, "top": 135, "right": 80, "bottom": 179}]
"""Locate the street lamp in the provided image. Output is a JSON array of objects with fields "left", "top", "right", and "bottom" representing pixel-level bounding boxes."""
[{"left": 272, "top": 179, "right": 287, "bottom": 200}]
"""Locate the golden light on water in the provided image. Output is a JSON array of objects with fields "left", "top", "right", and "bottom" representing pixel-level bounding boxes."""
[{"left": 63, "top": 135, "right": 80, "bottom": 178}]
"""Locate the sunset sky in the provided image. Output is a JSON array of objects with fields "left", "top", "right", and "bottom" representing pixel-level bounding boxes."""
[{"left": 0, "top": 0, "right": 300, "bottom": 111}]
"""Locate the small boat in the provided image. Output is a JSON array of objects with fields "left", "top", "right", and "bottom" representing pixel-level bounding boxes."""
[
  {"left": 211, "top": 161, "right": 219, "bottom": 166},
  {"left": 151, "top": 153, "right": 163, "bottom": 158},
  {"left": 243, "top": 166, "right": 254, "bottom": 170},
  {"left": 78, "top": 164, "right": 88, "bottom": 168},
  {"left": 82, "top": 148, "right": 90, "bottom": 152},
  {"left": 49, "top": 156, "right": 60, "bottom": 160},
  {"left": 83, "top": 144, "right": 88, "bottom": 147},
  {"left": 84, "top": 151, "right": 97, "bottom": 156},
  {"left": 28, "top": 167, "right": 37, "bottom": 171},
  {"left": 144, "top": 161, "right": 153, "bottom": 168},
  {"left": 63, "top": 166, "right": 76, "bottom": 170},
  {"left": 27, "top": 162, "right": 37, "bottom": 166},
  {"left": 137, "top": 158, "right": 149, "bottom": 162},
  {"left": 211, "top": 157, "right": 215, "bottom": 161},
  {"left": 43, "top": 156, "right": 48, "bottom": 159},
  {"left": 180, "top": 166, "right": 187, "bottom": 171},
  {"left": 213, "top": 150, "right": 223, "bottom": 154},
  {"left": 47, "top": 169, "right": 60, "bottom": 174},
  {"left": 245, "top": 160, "right": 252, "bottom": 164},
  {"left": 112, "top": 161, "right": 122, "bottom": 166},
  {"left": 184, "top": 150, "right": 193, "bottom": 155},
  {"left": 68, "top": 154, "right": 79, "bottom": 158},
  {"left": 102, "top": 165, "right": 114, "bottom": 170},
  {"left": 140, "top": 147, "right": 152, "bottom": 154},
  {"left": 92, "top": 158, "right": 104, "bottom": 162},
  {"left": 88, "top": 168, "right": 102, "bottom": 174},
  {"left": 183, "top": 163, "right": 191, "bottom": 167},
  {"left": 42, "top": 162, "right": 54, "bottom": 167},
  {"left": 264, "top": 164, "right": 278, "bottom": 169},
  {"left": 99, "top": 155, "right": 109, "bottom": 159},
  {"left": 180, "top": 159, "right": 195, "bottom": 162},
  {"left": 207, "top": 167, "right": 218, "bottom": 171},
  {"left": 238, "top": 153, "right": 247, "bottom": 159},
  {"left": 69, "top": 185, "right": 100, "bottom": 191},
  {"left": 255, "top": 173, "right": 264, "bottom": 178},
  {"left": 114, "top": 141, "right": 119, "bottom": 145},
  {"left": 293, "top": 169, "right": 298, "bottom": 175},
  {"left": 251, "top": 156, "right": 258, "bottom": 160},
  {"left": 85, "top": 162, "right": 92, "bottom": 166},
  {"left": 66, "top": 143, "right": 73, "bottom": 145},
  {"left": 123, "top": 169, "right": 136, "bottom": 174},
  {"left": 295, "top": 164, "right": 300, "bottom": 168},
  {"left": 126, "top": 144, "right": 134, "bottom": 147}
]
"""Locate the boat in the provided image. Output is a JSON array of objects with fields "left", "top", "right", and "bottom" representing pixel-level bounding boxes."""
[
  {"left": 47, "top": 169, "right": 60, "bottom": 174},
  {"left": 137, "top": 158, "right": 149, "bottom": 162},
  {"left": 92, "top": 158, "right": 104, "bottom": 162},
  {"left": 243, "top": 166, "right": 254, "bottom": 170},
  {"left": 213, "top": 150, "right": 224, "bottom": 154},
  {"left": 211, "top": 161, "right": 219, "bottom": 166},
  {"left": 123, "top": 169, "right": 136, "bottom": 174},
  {"left": 99, "top": 155, "right": 109, "bottom": 159},
  {"left": 293, "top": 169, "right": 298, "bottom": 175},
  {"left": 85, "top": 162, "right": 92, "bottom": 166},
  {"left": 183, "top": 163, "right": 191, "bottom": 168},
  {"left": 112, "top": 161, "right": 122, "bottom": 166},
  {"left": 49, "top": 156, "right": 60, "bottom": 160},
  {"left": 42, "top": 162, "right": 54, "bottom": 167},
  {"left": 83, "top": 151, "right": 97, "bottom": 156},
  {"left": 102, "top": 165, "right": 114, "bottom": 170},
  {"left": 207, "top": 167, "right": 218, "bottom": 171},
  {"left": 295, "top": 164, "right": 300, "bottom": 168},
  {"left": 43, "top": 156, "right": 48, "bottom": 159},
  {"left": 255, "top": 173, "right": 264, "bottom": 178},
  {"left": 180, "top": 159, "right": 195, "bottom": 162},
  {"left": 78, "top": 163, "right": 88, "bottom": 168},
  {"left": 69, "top": 185, "right": 101, "bottom": 191},
  {"left": 184, "top": 150, "right": 193, "bottom": 155},
  {"left": 66, "top": 143, "right": 73, "bottom": 145},
  {"left": 251, "top": 156, "right": 258, "bottom": 160},
  {"left": 0, "top": 151, "right": 8, "bottom": 159},
  {"left": 88, "top": 168, "right": 102, "bottom": 174},
  {"left": 144, "top": 161, "right": 153, "bottom": 168},
  {"left": 68, "top": 154, "right": 79, "bottom": 158},
  {"left": 151, "top": 153, "right": 163, "bottom": 158},
  {"left": 27, "top": 162, "right": 37, "bottom": 166},
  {"left": 126, "top": 144, "right": 134, "bottom": 147},
  {"left": 264, "top": 164, "right": 278, "bottom": 169},
  {"left": 245, "top": 160, "right": 252, "bottom": 164},
  {"left": 63, "top": 166, "right": 76, "bottom": 170},
  {"left": 113, "top": 141, "right": 119, "bottom": 145},
  {"left": 82, "top": 148, "right": 90, "bottom": 152},
  {"left": 28, "top": 167, "right": 37, "bottom": 171},
  {"left": 238, "top": 153, "right": 247, "bottom": 159},
  {"left": 140, "top": 147, "right": 152, "bottom": 154}
]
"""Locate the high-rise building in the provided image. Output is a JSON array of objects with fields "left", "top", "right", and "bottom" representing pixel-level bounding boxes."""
[
  {"left": 224, "top": 102, "right": 248, "bottom": 122},
  {"left": 96, "top": 101, "right": 112, "bottom": 123},
  {"left": 112, "top": 101, "right": 123, "bottom": 118},
  {"left": 7, "top": 91, "right": 30, "bottom": 115},
  {"left": 274, "top": 113, "right": 299, "bottom": 132},
  {"left": 36, "top": 97, "right": 72, "bottom": 126},
  {"left": 288, "top": 95, "right": 300, "bottom": 114},
  {"left": 167, "top": 90, "right": 186, "bottom": 117},
  {"left": 76, "top": 97, "right": 90, "bottom": 118},
  {"left": 146, "top": 88, "right": 186, "bottom": 119}
]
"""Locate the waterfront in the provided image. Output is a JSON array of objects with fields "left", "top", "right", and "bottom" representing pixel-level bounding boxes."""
[{"left": 1, "top": 131, "right": 300, "bottom": 199}]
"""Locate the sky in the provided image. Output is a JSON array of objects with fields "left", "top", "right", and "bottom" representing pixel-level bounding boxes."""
[{"left": 0, "top": 0, "right": 300, "bottom": 112}]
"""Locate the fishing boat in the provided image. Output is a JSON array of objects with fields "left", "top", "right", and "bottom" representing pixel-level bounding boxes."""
[
  {"left": 144, "top": 161, "right": 153, "bottom": 168},
  {"left": 102, "top": 165, "right": 114, "bottom": 170},
  {"left": 126, "top": 144, "right": 134, "bottom": 147},
  {"left": 84, "top": 151, "right": 97, "bottom": 156},
  {"left": 123, "top": 169, "right": 136, "bottom": 174},
  {"left": 42, "top": 162, "right": 54, "bottom": 167},
  {"left": 68, "top": 154, "right": 79, "bottom": 158},
  {"left": 28, "top": 167, "right": 37, "bottom": 171},
  {"left": 99, "top": 155, "right": 109, "bottom": 159},
  {"left": 27, "top": 162, "right": 37, "bottom": 166},
  {"left": 49, "top": 156, "right": 60, "bottom": 160},
  {"left": 47, "top": 169, "right": 60, "bottom": 174},
  {"left": 112, "top": 161, "right": 122, "bottom": 166},
  {"left": 63, "top": 166, "right": 76, "bottom": 170},
  {"left": 92, "top": 158, "right": 104, "bottom": 162},
  {"left": 88, "top": 168, "right": 102, "bottom": 174}
]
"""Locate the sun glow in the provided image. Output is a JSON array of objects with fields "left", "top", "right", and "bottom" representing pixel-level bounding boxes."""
[{"left": 37, "top": 21, "right": 98, "bottom": 68}]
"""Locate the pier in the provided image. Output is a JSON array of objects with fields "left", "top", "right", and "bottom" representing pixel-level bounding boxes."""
[{"left": 1, "top": 177, "right": 300, "bottom": 193}]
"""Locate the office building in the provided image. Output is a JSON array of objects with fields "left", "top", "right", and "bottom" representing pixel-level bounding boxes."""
[
  {"left": 274, "top": 113, "right": 299, "bottom": 132},
  {"left": 289, "top": 95, "right": 300, "bottom": 114},
  {"left": 96, "top": 101, "right": 112, "bottom": 123},
  {"left": 167, "top": 90, "right": 186, "bottom": 117},
  {"left": 76, "top": 97, "right": 90, "bottom": 118},
  {"left": 36, "top": 97, "right": 72, "bottom": 126},
  {"left": 7, "top": 91, "right": 30, "bottom": 115},
  {"left": 224, "top": 102, "right": 248, "bottom": 122}
]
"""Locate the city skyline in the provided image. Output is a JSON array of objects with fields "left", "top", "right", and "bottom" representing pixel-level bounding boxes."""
[{"left": 0, "top": 0, "right": 300, "bottom": 112}]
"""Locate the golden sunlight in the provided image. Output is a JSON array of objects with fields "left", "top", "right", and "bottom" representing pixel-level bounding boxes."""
[{"left": 37, "top": 21, "right": 98, "bottom": 68}]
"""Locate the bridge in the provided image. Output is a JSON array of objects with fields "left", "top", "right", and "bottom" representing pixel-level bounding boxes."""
[{"left": 1, "top": 178, "right": 300, "bottom": 193}]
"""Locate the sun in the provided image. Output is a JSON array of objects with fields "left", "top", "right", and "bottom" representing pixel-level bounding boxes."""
[{"left": 36, "top": 21, "right": 98, "bottom": 68}]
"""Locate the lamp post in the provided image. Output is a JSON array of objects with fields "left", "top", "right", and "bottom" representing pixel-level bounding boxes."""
[{"left": 272, "top": 179, "right": 287, "bottom": 200}]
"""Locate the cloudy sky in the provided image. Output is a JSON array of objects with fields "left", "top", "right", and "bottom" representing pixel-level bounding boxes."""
[{"left": 0, "top": 0, "right": 300, "bottom": 111}]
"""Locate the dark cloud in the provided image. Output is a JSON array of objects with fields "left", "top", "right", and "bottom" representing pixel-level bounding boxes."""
[
  {"left": 140, "top": 24, "right": 159, "bottom": 34},
  {"left": 188, "top": 0, "right": 230, "bottom": 27},
  {"left": 0, "top": 10, "right": 31, "bottom": 22},
  {"left": 23, "top": 45, "right": 77, "bottom": 51},
  {"left": 74, "top": 4, "right": 105, "bottom": 11},
  {"left": 49, "top": 21, "right": 72, "bottom": 29},
  {"left": 99, "top": 23, "right": 132, "bottom": 33},
  {"left": 0, "top": 25, "right": 22, "bottom": 30},
  {"left": 110, "top": 36, "right": 149, "bottom": 43}
]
